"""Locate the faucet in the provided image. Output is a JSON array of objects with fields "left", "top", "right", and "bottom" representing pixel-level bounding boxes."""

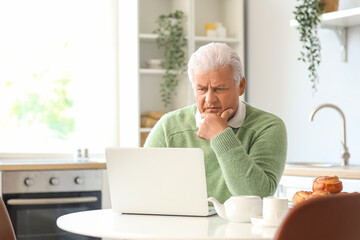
[{"left": 309, "top": 104, "right": 350, "bottom": 166}]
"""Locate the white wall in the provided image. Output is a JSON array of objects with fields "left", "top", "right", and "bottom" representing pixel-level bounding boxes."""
[{"left": 245, "top": 0, "right": 360, "bottom": 165}]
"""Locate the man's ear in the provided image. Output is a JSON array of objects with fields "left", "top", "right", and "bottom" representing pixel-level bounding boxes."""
[{"left": 239, "top": 77, "right": 246, "bottom": 96}]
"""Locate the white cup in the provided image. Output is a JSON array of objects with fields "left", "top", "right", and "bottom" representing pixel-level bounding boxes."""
[{"left": 262, "top": 197, "right": 289, "bottom": 225}]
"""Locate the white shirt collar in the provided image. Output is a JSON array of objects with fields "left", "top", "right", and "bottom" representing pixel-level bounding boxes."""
[{"left": 196, "top": 99, "right": 246, "bottom": 128}]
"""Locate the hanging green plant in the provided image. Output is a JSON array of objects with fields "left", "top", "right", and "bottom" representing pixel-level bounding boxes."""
[
  {"left": 294, "top": 0, "right": 325, "bottom": 92},
  {"left": 153, "top": 10, "right": 187, "bottom": 108}
]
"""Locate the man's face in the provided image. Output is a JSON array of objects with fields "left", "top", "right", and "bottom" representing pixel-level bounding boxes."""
[{"left": 193, "top": 65, "right": 245, "bottom": 120}]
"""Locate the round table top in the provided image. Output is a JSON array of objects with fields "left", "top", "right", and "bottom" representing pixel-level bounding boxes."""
[{"left": 57, "top": 209, "right": 277, "bottom": 240}]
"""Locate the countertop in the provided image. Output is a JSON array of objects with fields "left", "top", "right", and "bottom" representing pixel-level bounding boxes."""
[
  {"left": 1, "top": 158, "right": 360, "bottom": 179},
  {"left": 283, "top": 165, "right": 360, "bottom": 179},
  {"left": 0, "top": 158, "right": 106, "bottom": 171}
]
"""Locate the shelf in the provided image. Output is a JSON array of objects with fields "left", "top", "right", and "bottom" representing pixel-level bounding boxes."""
[
  {"left": 120, "top": 1, "right": 245, "bottom": 147},
  {"left": 139, "top": 33, "right": 241, "bottom": 44},
  {"left": 139, "top": 33, "right": 158, "bottom": 41},
  {"left": 321, "top": 7, "right": 360, "bottom": 28},
  {"left": 140, "top": 33, "right": 186, "bottom": 41},
  {"left": 290, "top": 7, "right": 360, "bottom": 28},
  {"left": 194, "top": 36, "right": 241, "bottom": 44},
  {"left": 140, "top": 128, "right": 152, "bottom": 133},
  {"left": 290, "top": 7, "right": 360, "bottom": 62},
  {"left": 140, "top": 68, "right": 187, "bottom": 75},
  {"left": 140, "top": 68, "right": 166, "bottom": 74}
]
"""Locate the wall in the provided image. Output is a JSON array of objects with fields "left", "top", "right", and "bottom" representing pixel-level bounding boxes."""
[{"left": 245, "top": 0, "right": 360, "bottom": 165}]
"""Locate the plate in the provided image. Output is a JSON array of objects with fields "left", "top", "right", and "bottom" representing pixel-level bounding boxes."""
[{"left": 251, "top": 216, "right": 279, "bottom": 227}]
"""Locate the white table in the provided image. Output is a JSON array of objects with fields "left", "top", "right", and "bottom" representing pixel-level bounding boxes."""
[{"left": 57, "top": 209, "right": 277, "bottom": 240}]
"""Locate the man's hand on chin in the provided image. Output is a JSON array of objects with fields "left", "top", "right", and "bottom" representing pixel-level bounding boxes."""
[{"left": 197, "top": 109, "right": 233, "bottom": 140}]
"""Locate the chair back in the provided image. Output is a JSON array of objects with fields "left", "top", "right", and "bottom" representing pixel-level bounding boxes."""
[
  {"left": 274, "top": 193, "right": 360, "bottom": 240},
  {"left": 0, "top": 196, "right": 16, "bottom": 240}
]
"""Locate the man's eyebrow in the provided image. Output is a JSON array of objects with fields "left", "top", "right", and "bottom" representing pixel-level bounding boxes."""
[{"left": 213, "top": 84, "right": 228, "bottom": 88}]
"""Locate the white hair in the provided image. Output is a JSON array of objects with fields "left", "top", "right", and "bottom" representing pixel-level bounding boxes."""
[{"left": 187, "top": 42, "right": 244, "bottom": 86}]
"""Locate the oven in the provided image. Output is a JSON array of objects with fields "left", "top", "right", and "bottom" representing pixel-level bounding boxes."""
[{"left": 1, "top": 169, "right": 102, "bottom": 240}]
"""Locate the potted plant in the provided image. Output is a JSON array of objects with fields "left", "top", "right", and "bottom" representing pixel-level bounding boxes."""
[
  {"left": 294, "top": 0, "right": 338, "bottom": 92},
  {"left": 153, "top": 10, "right": 187, "bottom": 108}
]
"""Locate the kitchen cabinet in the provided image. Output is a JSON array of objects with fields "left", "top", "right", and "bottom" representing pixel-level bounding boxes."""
[{"left": 118, "top": 0, "right": 245, "bottom": 147}]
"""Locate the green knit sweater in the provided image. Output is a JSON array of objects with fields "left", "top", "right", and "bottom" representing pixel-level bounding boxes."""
[{"left": 144, "top": 102, "right": 287, "bottom": 203}]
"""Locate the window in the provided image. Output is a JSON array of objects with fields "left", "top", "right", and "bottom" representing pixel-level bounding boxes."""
[{"left": 0, "top": 0, "right": 117, "bottom": 154}]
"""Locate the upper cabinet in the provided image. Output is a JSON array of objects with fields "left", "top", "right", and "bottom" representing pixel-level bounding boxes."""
[{"left": 118, "top": 0, "right": 245, "bottom": 147}]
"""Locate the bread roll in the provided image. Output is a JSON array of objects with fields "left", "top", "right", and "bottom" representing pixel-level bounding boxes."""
[
  {"left": 307, "top": 190, "right": 331, "bottom": 199},
  {"left": 312, "top": 176, "right": 343, "bottom": 193},
  {"left": 292, "top": 191, "right": 312, "bottom": 204}
]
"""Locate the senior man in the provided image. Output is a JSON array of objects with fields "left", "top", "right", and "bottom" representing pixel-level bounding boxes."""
[{"left": 145, "top": 43, "right": 287, "bottom": 203}]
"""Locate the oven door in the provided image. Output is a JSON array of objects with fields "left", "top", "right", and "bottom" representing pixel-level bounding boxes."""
[{"left": 3, "top": 191, "right": 101, "bottom": 240}]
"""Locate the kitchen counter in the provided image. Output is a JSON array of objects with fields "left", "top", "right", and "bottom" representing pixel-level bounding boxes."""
[
  {"left": 284, "top": 165, "right": 360, "bottom": 179},
  {"left": 3, "top": 158, "right": 360, "bottom": 178},
  {"left": 0, "top": 158, "right": 106, "bottom": 171}
]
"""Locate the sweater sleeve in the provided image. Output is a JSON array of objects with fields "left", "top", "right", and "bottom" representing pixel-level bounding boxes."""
[{"left": 210, "top": 119, "right": 287, "bottom": 198}]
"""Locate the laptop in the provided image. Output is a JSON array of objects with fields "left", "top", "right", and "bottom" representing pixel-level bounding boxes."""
[{"left": 105, "top": 147, "right": 216, "bottom": 216}]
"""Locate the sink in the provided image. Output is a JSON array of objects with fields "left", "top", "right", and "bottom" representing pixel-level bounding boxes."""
[{"left": 285, "top": 162, "right": 336, "bottom": 168}]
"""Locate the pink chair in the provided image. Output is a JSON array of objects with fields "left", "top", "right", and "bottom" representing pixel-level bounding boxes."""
[
  {"left": 274, "top": 193, "right": 360, "bottom": 240},
  {"left": 0, "top": 196, "right": 16, "bottom": 240}
]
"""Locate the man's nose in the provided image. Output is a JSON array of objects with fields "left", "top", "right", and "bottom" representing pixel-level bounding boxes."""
[{"left": 205, "top": 90, "right": 217, "bottom": 103}]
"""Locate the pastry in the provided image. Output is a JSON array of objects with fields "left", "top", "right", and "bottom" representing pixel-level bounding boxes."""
[
  {"left": 307, "top": 190, "right": 331, "bottom": 199},
  {"left": 292, "top": 191, "right": 312, "bottom": 204},
  {"left": 312, "top": 176, "right": 343, "bottom": 193}
]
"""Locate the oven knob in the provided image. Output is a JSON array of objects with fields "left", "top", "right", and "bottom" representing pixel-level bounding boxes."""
[
  {"left": 74, "top": 177, "right": 84, "bottom": 185},
  {"left": 50, "top": 177, "right": 60, "bottom": 185},
  {"left": 24, "top": 177, "right": 34, "bottom": 186}
]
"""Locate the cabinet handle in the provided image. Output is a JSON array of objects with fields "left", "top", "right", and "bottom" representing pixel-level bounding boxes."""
[{"left": 7, "top": 196, "right": 98, "bottom": 205}]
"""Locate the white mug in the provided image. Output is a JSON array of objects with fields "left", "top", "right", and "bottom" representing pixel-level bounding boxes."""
[{"left": 262, "top": 196, "right": 289, "bottom": 225}]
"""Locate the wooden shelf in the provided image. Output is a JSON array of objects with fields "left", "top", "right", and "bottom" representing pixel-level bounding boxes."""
[{"left": 290, "top": 7, "right": 360, "bottom": 27}]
